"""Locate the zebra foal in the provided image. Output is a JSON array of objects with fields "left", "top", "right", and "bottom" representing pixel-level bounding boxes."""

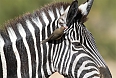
[{"left": 0, "top": 0, "right": 112, "bottom": 78}]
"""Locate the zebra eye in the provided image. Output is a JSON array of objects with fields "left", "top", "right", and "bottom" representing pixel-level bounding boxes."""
[{"left": 72, "top": 42, "right": 82, "bottom": 48}]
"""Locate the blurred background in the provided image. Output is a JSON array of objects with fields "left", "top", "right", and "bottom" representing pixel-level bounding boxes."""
[{"left": 0, "top": 0, "right": 116, "bottom": 77}]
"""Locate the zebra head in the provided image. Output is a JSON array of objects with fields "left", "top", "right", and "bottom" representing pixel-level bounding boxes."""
[{"left": 55, "top": 0, "right": 112, "bottom": 78}]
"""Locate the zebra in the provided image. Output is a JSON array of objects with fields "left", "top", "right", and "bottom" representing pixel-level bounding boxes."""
[{"left": 0, "top": 0, "right": 112, "bottom": 78}]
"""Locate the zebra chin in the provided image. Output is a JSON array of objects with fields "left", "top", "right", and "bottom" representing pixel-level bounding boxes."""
[{"left": 0, "top": 0, "right": 112, "bottom": 78}]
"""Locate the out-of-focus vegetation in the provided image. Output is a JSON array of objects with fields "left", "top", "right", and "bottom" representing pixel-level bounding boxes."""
[{"left": 0, "top": 0, "right": 116, "bottom": 60}]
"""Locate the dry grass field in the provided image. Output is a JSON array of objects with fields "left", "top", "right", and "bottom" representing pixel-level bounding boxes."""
[{"left": 49, "top": 60, "right": 116, "bottom": 78}]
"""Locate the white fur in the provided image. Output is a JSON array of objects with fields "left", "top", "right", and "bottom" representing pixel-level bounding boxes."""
[
  {"left": 32, "top": 17, "right": 43, "bottom": 32},
  {"left": 48, "top": 10, "right": 55, "bottom": 23},
  {"left": 55, "top": 8, "right": 60, "bottom": 27},
  {"left": 44, "top": 23, "right": 52, "bottom": 75},
  {"left": 83, "top": 71, "right": 99, "bottom": 78},
  {"left": 72, "top": 53, "right": 91, "bottom": 77},
  {"left": 26, "top": 20, "right": 39, "bottom": 78},
  {"left": 84, "top": 40, "right": 105, "bottom": 67},
  {"left": 17, "top": 23, "right": 32, "bottom": 78},
  {"left": 48, "top": 10, "right": 55, "bottom": 72},
  {"left": 32, "top": 16, "right": 46, "bottom": 77},
  {"left": 41, "top": 12, "right": 49, "bottom": 26},
  {"left": 78, "top": 60, "right": 99, "bottom": 78},
  {"left": 78, "top": 2, "right": 88, "bottom": 15},
  {"left": 60, "top": 6, "right": 65, "bottom": 15},
  {"left": 7, "top": 27, "right": 21, "bottom": 78},
  {"left": 0, "top": 34, "right": 7, "bottom": 78}
]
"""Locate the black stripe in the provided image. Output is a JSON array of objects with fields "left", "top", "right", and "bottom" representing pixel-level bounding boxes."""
[
  {"left": 31, "top": 20, "right": 42, "bottom": 78},
  {"left": 21, "top": 19, "right": 36, "bottom": 77},
  {"left": 57, "top": 38, "right": 65, "bottom": 70},
  {"left": 41, "top": 26, "right": 48, "bottom": 77},
  {"left": 39, "top": 13, "right": 46, "bottom": 29},
  {"left": 52, "top": 20, "right": 56, "bottom": 32},
  {"left": 34, "top": 27, "right": 42, "bottom": 78},
  {"left": 27, "top": 18, "right": 37, "bottom": 78},
  {"left": 52, "top": 43, "right": 57, "bottom": 66},
  {"left": 48, "top": 42, "right": 53, "bottom": 73},
  {"left": 57, "top": 7, "right": 62, "bottom": 16},
  {"left": 73, "top": 23, "right": 76, "bottom": 40},
  {"left": 85, "top": 62, "right": 97, "bottom": 68},
  {"left": 12, "top": 24, "right": 29, "bottom": 78},
  {"left": 79, "top": 26, "right": 83, "bottom": 44},
  {"left": 79, "top": 68, "right": 98, "bottom": 78},
  {"left": 86, "top": 32, "right": 105, "bottom": 65},
  {"left": 84, "top": 32, "right": 97, "bottom": 62},
  {"left": 16, "top": 38, "right": 29, "bottom": 78},
  {"left": 47, "top": 24, "right": 53, "bottom": 73},
  {"left": 51, "top": 19, "right": 57, "bottom": 70},
  {"left": 76, "top": 25, "right": 80, "bottom": 40},
  {"left": 83, "top": 34, "right": 100, "bottom": 65},
  {"left": 52, "top": 19, "right": 58, "bottom": 65},
  {"left": 53, "top": 42, "right": 60, "bottom": 65},
  {"left": 74, "top": 56, "right": 97, "bottom": 78},
  {"left": 88, "top": 73, "right": 99, "bottom": 78},
  {"left": 82, "top": 27, "right": 103, "bottom": 64},
  {"left": 55, "top": 39, "right": 62, "bottom": 68},
  {"left": 61, "top": 39, "right": 70, "bottom": 73},
  {"left": 1, "top": 33, "right": 17, "bottom": 78},
  {"left": 68, "top": 51, "right": 81, "bottom": 76},
  {"left": 26, "top": 34, "right": 36, "bottom": 78},
  {"left": 29, "top": 18, "right": 40, "bottom": 78},
  {"left": 29, "top": 16, "right": 44, "bottom": 78},
  {"left": 53, "top": 7, "right": 58, "bottom": 19},
  {"left": 44, "top": 10, "right": 52, "bottom": 23}
]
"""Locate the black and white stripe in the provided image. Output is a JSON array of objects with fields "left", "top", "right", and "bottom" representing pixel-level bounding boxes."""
[{"left": 0, "top": 0, "right": 112, "bottom": 78}]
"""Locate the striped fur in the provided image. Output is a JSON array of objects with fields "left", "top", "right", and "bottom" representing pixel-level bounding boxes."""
[{"left": 0, "top": 0, "right": 112, "bottom": 78}]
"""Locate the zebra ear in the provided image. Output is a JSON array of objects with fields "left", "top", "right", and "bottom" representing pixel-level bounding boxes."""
[
  {"left": 78, "top": 0, "right": 94, "bottom": 16},
  {"left": 74, "top": 0, "right": 94, "bottom": 23},
  {"left": 66, "top": 0, "right": 78, "bottom": 27}
]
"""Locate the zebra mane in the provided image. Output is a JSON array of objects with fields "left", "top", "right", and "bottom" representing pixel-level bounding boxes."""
[{"left": 1, "top": 2, "right": 70, "bottom": 35}]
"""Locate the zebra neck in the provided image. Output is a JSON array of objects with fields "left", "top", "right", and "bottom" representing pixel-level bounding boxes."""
[{"left": 0, "top": 2, "right": 70, "bottom": 78}]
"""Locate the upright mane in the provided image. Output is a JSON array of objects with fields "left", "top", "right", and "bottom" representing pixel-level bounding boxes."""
[{"left": 1, "top": 2, "right": 70, "bottom": 36}]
